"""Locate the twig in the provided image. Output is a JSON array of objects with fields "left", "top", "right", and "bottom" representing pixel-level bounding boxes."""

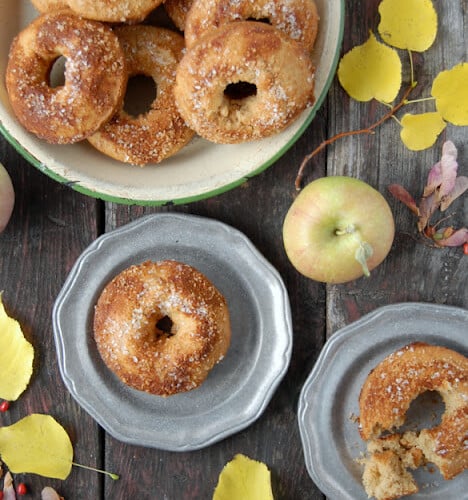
[{"left": 294, "top": 83, "right": 415, "bottom": 190}]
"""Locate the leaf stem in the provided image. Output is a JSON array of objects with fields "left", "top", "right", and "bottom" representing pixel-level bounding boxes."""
[
  {"left": 295, "top": 84, "right": 415, "bottom": 190},
  {"left": 404, "top": 96, "right": 436, "bottom": 105},
  {"left": 407, "top": 49, "right": 416, "bottom": 88},
  {"left": 72, "top": 462, "right": 120, "bottom": 480}
]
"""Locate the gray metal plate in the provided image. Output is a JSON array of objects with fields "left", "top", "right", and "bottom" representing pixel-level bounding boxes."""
[
  {"left": 298, "top": 302, "right": 468, "bottom": 499},
  {"left": 53, "top": 213, "right": 292, "bottom": 451}
]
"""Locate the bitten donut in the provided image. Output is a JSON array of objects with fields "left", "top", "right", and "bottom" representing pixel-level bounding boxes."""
[
  {"left": 93, "top": 260, "right": 231, "bottom": 396},
  {"left": 164, "top": 0, "right": 193, "bottom": 31},
  {"left": 31, "top": 0, "right": 70, "bottom": 12},
  {"left": 5, "top": 11, "right": 126, "bottom": 144},
  {"left": 174, "top": 21, "right": 315, "bottom": 144},
  {"left": 66, "top": 0, "right": 163, "bottom": 23},
  {"left": 88, "top": 26, "right": 194, "bottom": 166},
  {"left": 359, "top": 342, "right": 468, "bottom": 480},
  {"left": 184, "top": 0, "right": 319, "bottom": 52}
]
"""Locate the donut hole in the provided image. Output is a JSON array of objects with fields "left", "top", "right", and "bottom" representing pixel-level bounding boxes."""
[
  {"left": 247, "top": 17, "right": 271, "bottom": 25},
  {"left": 48, "top": 55, "right": 67, "bottom": 88},
  {"left": 123, "top": 74, "right": 157, "bottom": 118},
  {"left": 224, "top": 81, "right": 257, "bottom": 101},
  {"left": 156, "top": 315, "right": 174, "bottom": 338},
  {"left": 398, "top": 390, "right": 445, "bottom": 434}
]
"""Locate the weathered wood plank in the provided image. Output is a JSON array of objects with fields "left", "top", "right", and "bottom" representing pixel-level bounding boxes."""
[
  {"left": 0, "top": 141, "right": 103, "bottom": 497},
  {"left": 327, "top": 0, "right": 468, "bottom": 332}
]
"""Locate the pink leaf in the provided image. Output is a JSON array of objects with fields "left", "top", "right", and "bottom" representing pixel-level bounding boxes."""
[
  {"left": 437, "top": 228, "right": 468, "bottom": 247},
  {"left": 3, "top": 472, "right": 16, "bottom": 500},
  {"left": 423, "top": 140, "right": 458, "bottom": 199},
  {"left": 388, "top": 184, "right": 419, "bottom": 215},
  {"left": 41, "top": 487, "right": 64, "bottom": 500},
  {"left": 417, "top": 192, "right": 438, "bottom": 231},
  {"left": 439, "top": 140, "right": 458, "bottom": 197},
  {"left": 423, "top": 160, "right": 443, "bottom": 197},
  {"left": 440, "top": 175, "right": 468, "bottom": 211}
]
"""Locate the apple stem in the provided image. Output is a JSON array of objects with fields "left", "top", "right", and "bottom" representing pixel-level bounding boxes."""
[
  {"left": 355, "top": 242, "right": 374, "bottom": 277},
  {"left": 335, "top": 225, "right": 374, "bottom": 277}
]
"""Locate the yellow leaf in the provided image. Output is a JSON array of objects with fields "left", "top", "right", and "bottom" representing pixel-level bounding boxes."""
[
  {"left": 400, "top": 112, "right": 446, "bottom": 151},
  {"left": 378, "top": 0, "right": 438, "bottom": 52},
  {"left": 0, "top": 295, "right": 34, "bottom": 401},
  {"left": 0, "top": 414, "right": 73, "bottom": 479},
  {"left": 337, "top": 32, "right": 402, "bottom": 103},
  {"left": 431, "top": 62, "right": 468, "bottom": 126},
  {"left": 213, "top": 454, "right": 274, "bottom": 500}
]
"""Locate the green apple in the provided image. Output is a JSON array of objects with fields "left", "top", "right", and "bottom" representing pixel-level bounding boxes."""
[
  {"left": 0, "top": 162, "right": 14, "bottom": 233},
  {"left": 283, "top": 176, "right": 395, "bottom": 283}
]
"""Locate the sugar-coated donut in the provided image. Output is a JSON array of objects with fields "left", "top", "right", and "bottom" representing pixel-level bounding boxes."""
[
  {"left": 6, "top": 11, "right": 126, "bottom": 144},
  {"left": 93, "top": 260, "right": 231, "bottom": 396},
  {"left": 88, "top": 26, "right": 194, "bottom": 166},
  {"left": 164, "top": 0, "right": 193, "bottom": 31},
  {"left": 359, "top": 342, "right": 468, "bottom": 480},
  {"left": 66, "top": 0, "right": 163, "bottom": 23},
  {"left": 184, "top": 0, "right": 319, "bottom": 52},
  {"left": 31, "top": 0, "right": 70, "bottom": 12},
  {"left": 174, "top": 21, "right": 315, "bottom": 144}
]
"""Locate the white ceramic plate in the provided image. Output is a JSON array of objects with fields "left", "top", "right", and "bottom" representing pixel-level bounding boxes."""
[
  {"left": 298, "top": 303, "right": 468, "bottom": 500},
  {"left": 0, "top": 1, "right": 344, "bottom": 205},
  {"left": 52, "top": 213, "right": 293, "bottom": 450}
]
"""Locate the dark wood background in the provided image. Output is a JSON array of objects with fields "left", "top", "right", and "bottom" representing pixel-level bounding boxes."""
[{"left": 0, "top": 1, "right": 467, "bottom": 498}]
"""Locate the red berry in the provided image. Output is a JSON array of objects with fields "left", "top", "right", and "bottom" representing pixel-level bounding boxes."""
[
  {"left": 464, "top": 242, "right": 468, "bottom": 255},
  {"left": 0, "top": 400, "right": 10, "bottom": 412},
  {"left": 17, "top": 483, "right": 27, "bottom": 496}
]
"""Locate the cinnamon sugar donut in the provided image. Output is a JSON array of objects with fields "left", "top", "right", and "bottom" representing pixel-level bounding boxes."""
[
  {"left": 5, "top": 11, "right": 126, "bottom": 144},
  {"left": 359, "top": 342, "right": 468, "bottom": 480},
  {"left": 184, "top": 0, "right": 319, "bottom": 52},
  {"left": 31, "top": 0, "right": 70, "bottom": 12},
  {"left": 174, "top": 21, "right": 315, "bottom": 144},
  {"left": 66, "top": 0, "right": 163, "bottom": 23},
  {"left": 164, "top": 0, "right": 193, "bottom": 31},
  {"left": 88, "top": 26, "right": 194, "bottom": 166},
  {"left": 93, "top": 260, "right": 231, "bottom": 396}
]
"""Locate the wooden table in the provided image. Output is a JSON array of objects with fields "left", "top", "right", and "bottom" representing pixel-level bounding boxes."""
[{"left": 1, "top": 1, "right": 467, "bottom": 498}]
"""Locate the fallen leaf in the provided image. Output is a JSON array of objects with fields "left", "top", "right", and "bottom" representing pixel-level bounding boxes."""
[
  {"left": 0, "top": 414, "right": 73, "bottom": 479},
  {"left": 437, "top": 228, "right": 468, "bottom": 246},
  {"left": 440, "top": 176, "right": 468, "bottom": 211},
  {"left": 387, "top": 184, "right": 420, "bottom": 215},
  {"left": 213, "top": 454, "right": 274, "bottom": 500},
  {"left": 0, "top": 295, "right": 34, "bottom": 401},
  {"left": 399, "top": 112, "right": 446, "bottom": 151},
  {"left": 41, "top": 486, "right": 64, "bottom": 500},
  {"left": 338, "top": 31, "right": 402, "bottom": 103},
  {"left": 378, "top": 0, "right": 438, "bottom": 51},
  {"left": 3, "top": 471, "right": 16, "bottom": 500},
  {"left": 432, "top": 62, "right": 468, "bottom": 125}
]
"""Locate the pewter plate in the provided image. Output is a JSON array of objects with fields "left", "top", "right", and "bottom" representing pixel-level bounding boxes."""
[
  {"left": 53, "top": 213, "right": 292, "bottom": 451},
  {"left": 298, "top": 303, "right": 468, "bottom": 500}
]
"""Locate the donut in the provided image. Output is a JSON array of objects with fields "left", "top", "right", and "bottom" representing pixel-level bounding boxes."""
[
  {"left": 88, "top": 26, "right": 194, "bottom": 166},
  {"left": 31, "top": 0, "right": 70, "bottom": 12},
  {"left": 93, "top": 260, "right": 231, "bottom": 396},
  {"left": 164, "top": 0, "right": 193, "bottom": 31},
  {"left": 359, "top": 342, "right": 468, "bottom": 480},
  {"left": 5, "top": 11, "right": 126, "bottom": 144},
  {"left": 66, "top": 0, "right": 163, "bottom": 23},
  {"left": 184, "top": 0, "right": 319, "bottom": 52},
  {"left": 174, "top": 21, "right": 315, "bottom": 144}
]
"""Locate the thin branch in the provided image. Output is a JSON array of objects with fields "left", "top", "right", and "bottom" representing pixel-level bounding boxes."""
[{"left": 295, "top": 84, "right": 415, "bottom": 190}]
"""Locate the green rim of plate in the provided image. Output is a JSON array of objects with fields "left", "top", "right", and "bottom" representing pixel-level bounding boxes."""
[{"left": 0, "top": 4, "right": 345, "bottom": 206}]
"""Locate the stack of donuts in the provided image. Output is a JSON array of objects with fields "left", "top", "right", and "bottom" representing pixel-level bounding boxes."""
[{"left": 5, "top": 0, "right": 319, "bottom": 165}]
